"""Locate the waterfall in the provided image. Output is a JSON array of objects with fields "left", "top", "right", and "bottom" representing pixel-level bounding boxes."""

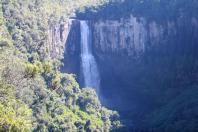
[{"left": 80, "top": 21, "right": 100, "bottom": 94}]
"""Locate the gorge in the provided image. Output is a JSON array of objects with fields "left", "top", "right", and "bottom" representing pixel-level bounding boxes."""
[
  {"left": 1, "top": 0, "right": 198, "bottom": 131},
  {"left": 62, "top": 9, "right": 198, "bottom": 131}
]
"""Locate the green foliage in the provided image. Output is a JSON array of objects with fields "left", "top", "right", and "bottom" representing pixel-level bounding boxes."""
[
  {"left": 77, "top": 0, "right": 198, "bottom": 22},
  {"left": 0, "top": 18, "right": 3, "bottom": 26},
  {"left": 77, "top": 88, "right": 101, "bottom": 114},
  {"left": 0, "top": 101, "right": 32, "bottom": 132},
  {"left": 0, "top": 81, "right": 32, "bottom": 132},
  {"left": 0, "top": 0, "right": 121, "bottom": 131},
  {"left": 51, "top": 73, "right": 61, "bottom": 89},
  {"left": 43, "top": 61, "right": 53, "bottom": 74},
  {"left": 0, "top": 81, "right": 15, "bottom": 102},
  {"left": 0, "top": 37, "right": 12, "bottom": 48},
  {"left": 25, "top": 63, "right": 41, "bottom": 78}
]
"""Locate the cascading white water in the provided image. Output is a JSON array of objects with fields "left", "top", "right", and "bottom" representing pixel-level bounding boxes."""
[{"left": 80, "top": 21, "right": 100, "bottom": 94}]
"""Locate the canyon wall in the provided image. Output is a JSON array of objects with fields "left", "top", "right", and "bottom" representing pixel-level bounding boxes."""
[
  {"left": 62, "top": 15, "right": 198, "bottom": 129},
  {"left": 92, "top": 15, "right": 198, "bottom": 57},
  {"left": 91, "top": 16, "right": 198, "bottom": 82},
  {"left": 60, "top": 20, "right": 81, "bottom": 79},
  {"left": 47, "top": 16, "right": 198, "bottom": 60},
  {"left": 90, "top": 15, "right": 198, "bottom": 128},
  {"left": 46, "top": 21, "right": 72, "bottom": 59}
]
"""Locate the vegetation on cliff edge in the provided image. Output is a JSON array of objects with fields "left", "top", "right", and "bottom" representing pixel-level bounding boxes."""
[{"left": 0, "top": 0, "right": 120, "bottom": 131}]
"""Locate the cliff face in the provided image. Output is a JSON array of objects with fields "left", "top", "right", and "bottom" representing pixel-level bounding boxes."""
[
  {"left": 89, "top": 15, "right": 198, "bottom": 127},
  {"left": 46, "top": 20, "right": 81, "bottom": 78},
  {"left": 92, "top": 15, "right": 198, "bottom": 57},
  {"left": 62, "top": 15, "right": 198, "bottom": 129},
  {"left": 46, "top": 21, "right": 72, "bottom": 59},
  {"left": 92, "top": 15, "right": 147, "bottom": 56},
  {"left": 61, "top": 20, "right": 81, "bottom": 79},
  {"left": 47, "top": 16, "right": 198, "bottom": 60}
]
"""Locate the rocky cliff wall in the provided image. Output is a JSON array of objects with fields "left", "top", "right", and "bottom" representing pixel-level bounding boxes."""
[
  {"left": 62, "top": 16, "right": 198, "bottom": 128},
  {"left": 46, "top": 20, "right": 72, "bottom": 59},
  {"left": 60, "top": 20, "right": 81, "bottom": 81},
  {"left": 46, "top": 16, "right": 198, "bottom": 61},
  {"left": 88, "top": 15, "right": 198, "bottom": 128},
  {"left": 92, "top": 15, "right": 198, "bottom": 57}
]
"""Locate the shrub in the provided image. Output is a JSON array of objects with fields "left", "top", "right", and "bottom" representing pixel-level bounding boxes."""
[
  {"left": 0, "top": 81, "right": 32, "bottom": 131},
  {"left": 43, "top": 61, "right": 53, "bottom": 74},
  {"left": 0, "top": 101, "right": 32, "bottom": 132},
  {"left": 0, "top": 37, "right": 12, "bottom": 48},
  {"left": 25, "top": 63, "right": 41, "bottom": 78},
  {"left": 51, "top": 73, "right": 61, "bottom": 90}
]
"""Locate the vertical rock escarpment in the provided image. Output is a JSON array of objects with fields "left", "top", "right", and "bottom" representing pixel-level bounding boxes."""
[
  {"left": 88, "top": 15, "right": 198, "bottom": 127},
  {"left": 92, "top": 15, "right": 147, "bottom": 56},
  {"left": 62, "top": 16, "right": 198, "bottom": 101},
  {"left": 46, "top": 19, "right": 81, "bottom": 79},
  {"left": 47, "top": 16, "right": 198, "bottom": 60},
  {"left": 91, "top": 15, "right": 184, "bottom": 57},
  {"left": 61, "top": 20, "right": 81, "bottom": 80},
  {"left": 92, "top": 16, "right": 198, "bottom": 59},
  {"left": 62, "top": 15, "right": 198, "bottom": 129},
  {"left": 46, "top": 20, "right": 73, "bottom": 59}
]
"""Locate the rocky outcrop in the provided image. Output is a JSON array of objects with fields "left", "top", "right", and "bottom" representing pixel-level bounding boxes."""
[
  {"left": 46, "top": 21, "right": 72, "bottom": 59},
  {"left": 61, "top": 20, "right": 81, "bottom": 80},
  {"left": 92, "top": 15, "right": 147, "bottom": 56}
]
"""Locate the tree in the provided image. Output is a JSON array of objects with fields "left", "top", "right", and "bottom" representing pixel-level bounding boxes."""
[
  {"left": 0, "top": 81, "right": 32, "bottom": 132},
  {"left": 25, "top": 63, "right": 41, "bottom": 78}
]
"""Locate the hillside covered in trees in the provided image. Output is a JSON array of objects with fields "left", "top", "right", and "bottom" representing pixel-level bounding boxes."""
[
  {"left": 77, "top": 0, "right": 198, "bottom": 22},
  {"left": 1, "top": 0, "right": 198, "bottom": 131},
  {"left": 0, "top": 0, "right": 121, "bottom": 131}
]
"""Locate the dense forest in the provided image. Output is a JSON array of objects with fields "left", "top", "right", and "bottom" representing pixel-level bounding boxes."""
[
  {"left": 77, "top": 0, "right": 198, "bottom": 22},
  {"left": 0, "top": 0, "right": 121, "bottom": 131},
  {"left": 1, "top": 0, "right": 198, "bottom": 132}
]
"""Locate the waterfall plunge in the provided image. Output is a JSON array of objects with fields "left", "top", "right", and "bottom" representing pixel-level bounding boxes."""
[{"left": 80, "top": 21, "right": 100, "bottom": 94}]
